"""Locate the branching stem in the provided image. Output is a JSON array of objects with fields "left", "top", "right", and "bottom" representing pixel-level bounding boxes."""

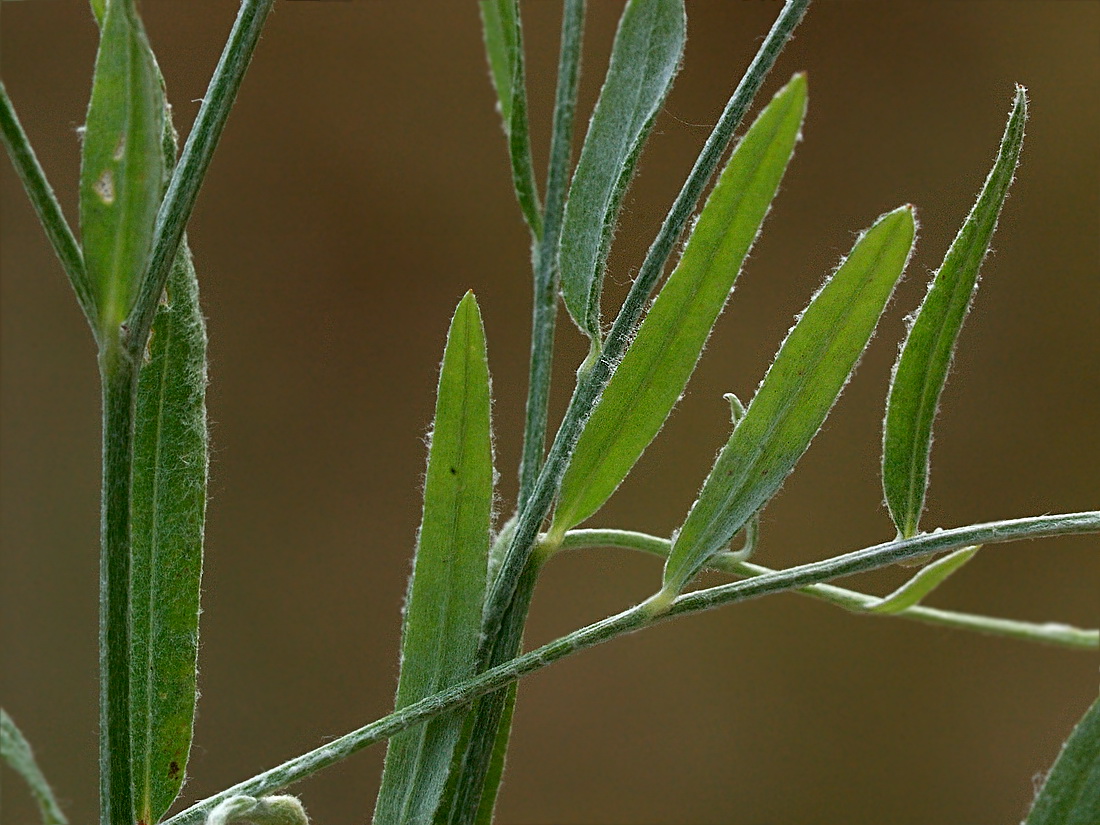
[{"left": 162, "top": 511, "right": 1099, "bottom": 825}]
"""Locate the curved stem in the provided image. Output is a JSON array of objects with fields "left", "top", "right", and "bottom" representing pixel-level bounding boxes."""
[
  {"left": 559, "top": 528, "right": 1098, "bottom": 649},
  {"left": 163, "top": 511, "right": 1100, "bottom": 825}
]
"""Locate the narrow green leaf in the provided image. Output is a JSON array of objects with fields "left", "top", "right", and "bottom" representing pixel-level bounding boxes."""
[
  {"left": 129, "top": 239, "right": 208, "bottom": 825},
  {"left": 480, "top": 0, "right": 542, "bottom": 236},
  {"left": 479, "top": 0, "right": 517, "bottom": 124},
  {"left": 866, "top": 545, "right": 979, "bottom": 614},
  {"left": 373, "top": 292, "right": 494, "bottom": 824},
  {"left": 79, "top": 0, "right": 165, "bottom": 333},
  {"left": 664, "top": 206, "right": 917, "bottom": 596},
  {"left": 1, "top": 709, "right": 69, "bottom": 825},
  {"left": 882, "top": 87, "right": 1027, "bottom": 538},
  {"left": 1026, "top": 696, "right": 1100, "bottom": 825},
  {"left": 551, "top": 75, "right": 807, "bottom": 537},
  {"left": 559, "top": 0, "right": 686, "bottom": 341}
]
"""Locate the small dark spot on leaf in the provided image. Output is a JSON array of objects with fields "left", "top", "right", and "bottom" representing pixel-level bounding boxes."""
[
  {"left": 168, "top": 761, "right": 180, "bottom": 778},
  {"left": 449, "top": 467, "right": 457, "bottom": 475}
]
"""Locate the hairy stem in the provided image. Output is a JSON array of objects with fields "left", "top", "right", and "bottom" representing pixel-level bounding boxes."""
[
  {"left": 124, "top": 0, "right": 274, "bottom": 360},
  {"left": 559, "top": 528, "right": 1098, "bottom": 649},
  {"left": 98, "top": 342, "right": 140, "bottom": 825},
  {"left": 483, "top": 0, "right": 811, "bottom": 684},
  {"left": 163, "top": 511, "right": 1099, "bottom": 825},
  {"left": 0, "top": 81, "right": 93, "bottom": 326},
  {"left": 517, "top": 0, "right": 586, "bottom": 507}
]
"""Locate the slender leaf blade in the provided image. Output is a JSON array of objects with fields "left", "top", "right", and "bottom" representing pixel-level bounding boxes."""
[
  {"left": 479, "top": 0, "right": 518, "bottom": 126},
  {"left": 664, "top": 206, "right": 917, "bottom": 595},
  {"left": 559, "top": 0, "right": 686, "bottom": 340},
  {"left": 129, "top": 239, "right": 208, "bottom": 825},
  {"left": 1, "top": 709, "right": 69, "bottom": 825},
  {"left": 552, "top": 74, "right": 807, "bottom": 536},
  {"left": 373, "top": 292, "right": 494, "bottom": 824},
  {"left": 480, "top": 0, "right": 541, "bottom": 236},
  {"left": 1026, "top": 696, "right": 1100, "bottom": 825},
  {"left": 79, "top": 0, "right": 165, "bottom": 333},
  {"left": 867, "top": 545, "right": 979, "bottom": 614},
  {"left": 882, "top": 88, "right": 1027, "bottom": 538}
]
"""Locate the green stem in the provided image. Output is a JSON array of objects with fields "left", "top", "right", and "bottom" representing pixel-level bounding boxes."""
[
  {"left": 559, "top": 528, "right": 1098, "bottom": 649},
  {"left": 98, "top": 341, "right": 140, "bottom": 825},
  {"left": 517, "top": 0, "right": 586, "bottom": 507},
  {"left": 0, "top": 81, "right": 94, "bottom": 327},
  {"left": 483, "top": 0, "right": 811, "bottom": 675},
  {"left": 162, "top": 511, "right": 1099, "bottom": 825},
  {"left": 124, "top": 0, "right": 274, "bottom": 359}
]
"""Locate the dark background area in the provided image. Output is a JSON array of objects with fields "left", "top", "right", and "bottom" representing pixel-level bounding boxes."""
[{"left": 2, "top": 2, "right": 1097, "bottom": 823}]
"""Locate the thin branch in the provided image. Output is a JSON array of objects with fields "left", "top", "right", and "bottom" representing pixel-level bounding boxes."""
[
  {"left": 124, "top": 0, "right": 275, "bottom": 358},
  {"left": 163, "top": 511, "right": 1100, "bottom": 825},
  {"left": 517, "top": 0, "right": 586, "bottom": 506},
  {"left": 559, "top": 528, "right": 1098, "bottom": 650},
  {"left": 0, "top": 81, "right": 94, "bottom": 326}
]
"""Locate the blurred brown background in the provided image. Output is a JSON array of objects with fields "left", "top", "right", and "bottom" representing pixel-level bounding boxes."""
[{"left": 2, "top": 1, "right": 1097, "bottom": 823}]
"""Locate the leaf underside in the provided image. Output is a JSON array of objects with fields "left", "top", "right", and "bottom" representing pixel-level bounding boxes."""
[
  {"left": 553, "top": 74, "right": 808, "bottom": 537},
  {"left": 665, "top": 206, "right": 917, "bottom": 595},
  {"left": 559, "top": 0, "right": 686, "bottom": 341},
  {"left": 882, "top": 87, "right": 1027, "bottom": 538},
  {"left": 373, "top": 292, "right": 494, "bottom": 824}
]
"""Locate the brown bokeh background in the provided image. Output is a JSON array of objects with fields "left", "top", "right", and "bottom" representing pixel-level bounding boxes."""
[{"left": 2, "top": 2, "right": 1097, "bottom": 823}]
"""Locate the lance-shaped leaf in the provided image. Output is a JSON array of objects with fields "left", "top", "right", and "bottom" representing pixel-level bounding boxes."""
[
  {"left": 1026, "top": 695, "right": 1100, "bottom": 825},
  {"left": 664, "top": 206, "right": 917, "bottom": 596},
  {"left": 866, "top": 545, "right": 979, "bottom": 614},
  {"left": 883, "top": 87, "right": 1027, "bottom": 538},
  {"left": 79, "top": 0, "right": 165, "bottom": 334},
  {"left": 551, "top": 75, "right": 807, "bottom": 537},
  {"left": 129, "top": 238, "right": 209, "bottom": 825},
  {"left": 374, "top": 292, "right": 494, "bottom": 824},
  {"left": 1, "top": 709, "right": 68, "bottom": 825},
  {"left": 559, "top": 0, "right": 686, "bottom": 341},
  {"left": 480, "top": 0, "right": 541, "bottom": 236}
]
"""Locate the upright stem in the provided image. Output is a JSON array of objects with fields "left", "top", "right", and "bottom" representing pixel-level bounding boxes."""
[
  {"left": 517, "top": 0, "right": 586, "bottom": 507},
  {"left": 98, "top": 340, "right": 139, "bottom": 825}
]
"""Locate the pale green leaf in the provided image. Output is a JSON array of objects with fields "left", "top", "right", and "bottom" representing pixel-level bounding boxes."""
[
  {"left": 480, "top": 0, "right": 541, "bottom": 236},
  {"left": 1026, "top": 696, "right": 1100, "bottom": 825},
  {"left": 664, "top": 206, "right": 917, "bottom": 596},
  {"left": 374, "top": 292, "right": 494, "bottom": 824},
  {"left": 883, "top": 87, "right": 1027, "bottom": 538},
  {"left": 560, "top": 0, "right": 686, "bottom": 340},
  {"left": 79, "top": 0, "right": 165, "bottom": 334},
  {"left": 129, "top": 239, "right": 208, "bottom": 825},
  {"left": 551, "top": 75, "right": 807, "bottom": 537},
  {"left": 1, "top": 709, "right": 68, "bottom": 825},
  {"left": 867, "top": 545, "right": 979, "bottom": 614}
]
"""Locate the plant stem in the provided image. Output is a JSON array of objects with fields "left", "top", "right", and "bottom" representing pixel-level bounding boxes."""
[
  {"left": 124, "top": 0, "right": 274, "bottom": 359},
  {"left": 559, "top": 528, "right": 1099, "bottom": 649},
  {"left": 163, "top": 511, "right": 1099, "bottom": 825},
  {"left": 483, "top": 0, "right": 811, "bottom": 677},
  {"left": 517, "top": 0, "right": 586, "bottom": 507},
  {"left": 98, "top": 341, "right": 140, "bottom": 825},
  {"left": 0, "top": 81, "right": 94, "bottom": 327}
]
